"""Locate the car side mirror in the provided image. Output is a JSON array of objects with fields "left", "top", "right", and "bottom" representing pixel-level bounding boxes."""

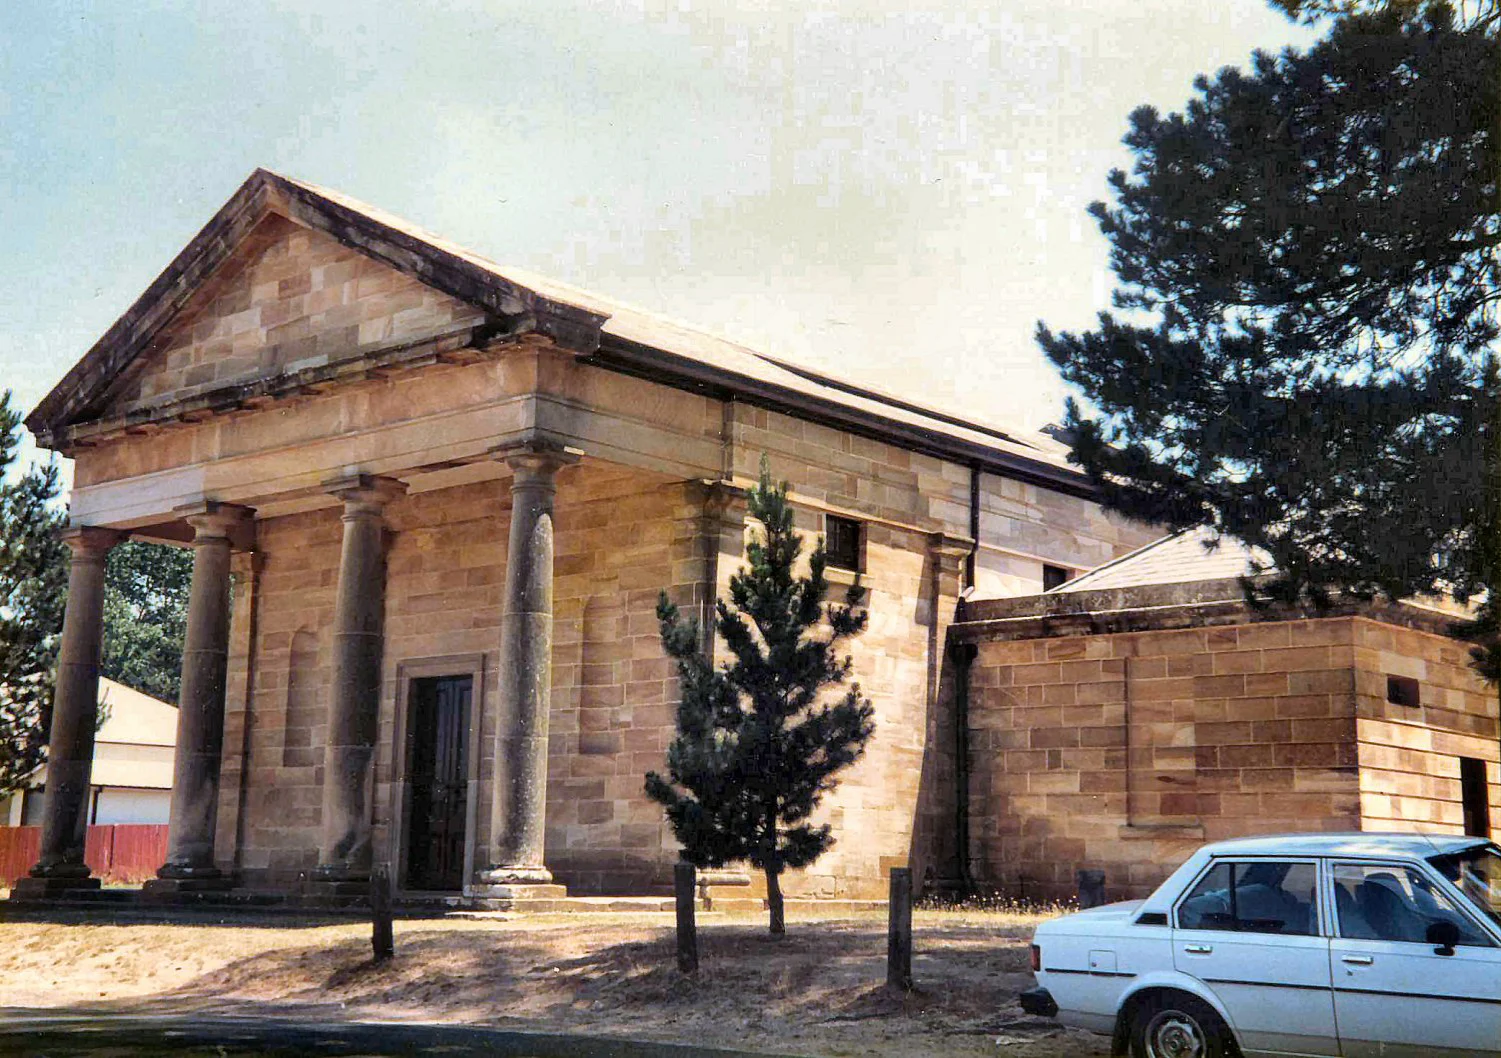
[{"left": 1426, "top": 920, "right": 1461, "bottom": 956}]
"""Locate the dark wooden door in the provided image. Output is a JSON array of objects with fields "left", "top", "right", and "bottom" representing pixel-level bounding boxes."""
[{"left": 404, "top": 675, "right": 471, "bottom": 891}]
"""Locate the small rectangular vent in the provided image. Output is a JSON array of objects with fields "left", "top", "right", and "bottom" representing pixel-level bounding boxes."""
[{"left": 1386, "top": 674, "right": 1420, "bottom": 708}]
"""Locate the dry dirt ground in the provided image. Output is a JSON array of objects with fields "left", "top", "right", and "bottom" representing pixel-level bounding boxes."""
[{"left": 0, "top": 907, "right": 1110, "bottom": 1058}]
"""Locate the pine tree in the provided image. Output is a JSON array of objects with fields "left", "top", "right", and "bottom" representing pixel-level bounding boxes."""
[
  {"left": 1271, "top": 0, "right": 1497, "bottom": 26},
  {"left": 1038, "top": 7, "right": 1500, "bottom": 645},
  {"left": 0, "top": 391, "right": 68, "bottom": 796},
  {"left": 646, "top": 462, "right": 875, "bottom": 935}
]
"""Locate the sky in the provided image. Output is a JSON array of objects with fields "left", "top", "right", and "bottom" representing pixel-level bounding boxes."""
[{"left": 0, "top": 1, "right": 1314, "bottom": 487}]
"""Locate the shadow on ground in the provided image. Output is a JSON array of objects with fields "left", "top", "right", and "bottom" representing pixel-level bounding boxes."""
[{"left": 0, "top": 916, "right": 1104, "bottom": 1058}]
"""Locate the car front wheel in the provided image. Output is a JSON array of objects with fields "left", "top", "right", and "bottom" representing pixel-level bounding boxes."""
[{"left": 1130, "top": 993, "right": 1234, "bottom": 1058}]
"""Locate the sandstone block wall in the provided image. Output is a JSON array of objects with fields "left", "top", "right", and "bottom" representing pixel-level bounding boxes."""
[
  {"left": 229, "top": 504, "right": 342, "bottom": 885},
  {"left": 971, "top": 473, "right": 1152, "bottom": 598},
  {"left": 966, "top": 618, "right": 1368, "bottom": 902},
  {"left": 1353, "top": 618, "right": 1501, "bottom": 834},
  {"left": 217, "top": 451, "right": 967, "bottom": 899},
  {"left": 730, "top": 405, "right": 1155, "bottom": 603}
]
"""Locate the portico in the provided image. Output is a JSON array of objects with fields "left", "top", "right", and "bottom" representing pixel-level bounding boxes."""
[{"left": 16, "top": 170, "right": 1154, "bottom": 907}]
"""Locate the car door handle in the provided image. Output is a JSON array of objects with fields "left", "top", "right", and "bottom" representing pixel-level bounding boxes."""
[
  {"left": 1183, "top": 944, "right": 1213, "bottom": 955},
  {"left": 1341, "top": 955, "right": 1374, "bottom": 966}
]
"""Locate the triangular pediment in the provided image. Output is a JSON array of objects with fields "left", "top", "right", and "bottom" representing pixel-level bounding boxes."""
[
  {"left": 96, "top": 214, "right": 488, "bottom": 418},
  {"left": 28, "top": 169, "right": 607, "bottom": 446}
]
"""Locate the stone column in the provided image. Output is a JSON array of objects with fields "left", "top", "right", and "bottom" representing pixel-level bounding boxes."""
[
  {"left": 311, "top": 474, "right": 404, "bottom": 895},
  {"left": 144, "top": 503, "right": 251, "bottom": 894},
  {"left": 479, "top": 441, "right": 578, "bottom": 891},
  {"left": 17, "top": 527, "right": 120, "bottom": 896}
]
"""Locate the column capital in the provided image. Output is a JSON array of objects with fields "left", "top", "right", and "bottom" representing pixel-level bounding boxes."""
[
  {"left": 699, "top": 479, "right": 749, "bottom": 524},
  {"left": 60, "top": 526, "right": 124, "bottom": 559},
  {"left": 927, "top": 531, "right": 974, "bottom": 567},
  {"left": 174, "top": 501, "right": 255, "bottom": 544},
  {"left": 322, "top": 473, "right": 406, "bottom": 513},
  {"left": 489, "top": 440, "right": 581, "bottom": 481}
]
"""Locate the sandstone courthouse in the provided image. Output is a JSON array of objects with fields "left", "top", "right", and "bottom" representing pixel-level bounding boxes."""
[{"left": 13, "top": 171, "right": 1498, "bottom": 908}]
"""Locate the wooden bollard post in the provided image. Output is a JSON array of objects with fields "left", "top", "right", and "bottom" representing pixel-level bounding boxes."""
[
  {"left": 887, "top": 866, "right": 913, "bottom": 992},
  {"left": 674, "top": 861, "right": 699, "bottom": 974},
  {"left": 371, "top": 864, "right": 394, "bottom": 963}
]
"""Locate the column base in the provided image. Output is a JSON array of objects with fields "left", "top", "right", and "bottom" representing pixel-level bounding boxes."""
[
  {"left": 469, "top": 864, "right": 565, "bottom": 910},
  {"left": 140, "top": 871, "right": 235, "bottom": 901},
  {"left": 303, "top": 864, "right": 374, "bottom": 908},
  {"left": 9, "top": 875, "right": 102, "bottom": 900},
  {"left": 465, "top": 880, "right": 569, "bottom": 911},
  {"left": 477, "top": 864, "right": 554, "bottom": 886},
  {"left": 28, "top": 860, "right": 94, "bottom": 880}
]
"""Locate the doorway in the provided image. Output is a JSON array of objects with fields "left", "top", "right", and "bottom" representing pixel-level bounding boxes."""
[
  {"left": 1461, "top": 756, "right": 1491, "bottom": 839},
  {"left": 403, "top": 674, "right": 472, "bottom": 891}
]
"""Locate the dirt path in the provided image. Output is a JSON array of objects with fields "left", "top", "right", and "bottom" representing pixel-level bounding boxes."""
[{"left": 0, "top": 910, "right": 1109, "bottom": 1057}]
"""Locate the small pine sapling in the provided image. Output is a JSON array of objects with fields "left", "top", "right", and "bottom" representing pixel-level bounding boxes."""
[{"left": 647, "top": 461, "right": 874, "bottom": 935}]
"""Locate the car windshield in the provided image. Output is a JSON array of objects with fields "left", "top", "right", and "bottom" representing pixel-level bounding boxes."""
[{"left": 1429, "top": 843, "right": 1501, "bottom": 929}]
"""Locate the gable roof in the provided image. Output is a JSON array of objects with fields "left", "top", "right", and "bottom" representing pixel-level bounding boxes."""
[
  {"left": 26, "top": 169, "right": 604, "bottom": 445},
  {"left": 27, "top": 169, "right": 1089, "bottom": 495},
  {"left": 97, "top": 678, "right": 178, "bottom": 748},
  {"left": 1052, "top": 527, "right": 1266, "bottom": 593}
]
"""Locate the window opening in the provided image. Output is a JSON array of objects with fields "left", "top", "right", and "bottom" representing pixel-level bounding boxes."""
[
  {"left": 825, "top": 515, "right": 862, "bottom": 572},
  {"left": 1386, "top": 674, "right": 1421, "bottom": 707}
]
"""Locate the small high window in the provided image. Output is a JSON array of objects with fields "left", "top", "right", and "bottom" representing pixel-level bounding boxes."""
[
  {"left": 1387, "top": 674, "right": 1421, "bottom": 708},
  {"left": 1042, "top": 563, "right": 1071, "bottom": 591},
  {"left": 825, "top": 515, "right": 863, "bottom": 572}
]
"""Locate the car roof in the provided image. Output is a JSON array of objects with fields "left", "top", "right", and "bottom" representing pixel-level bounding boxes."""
[{"left": 1202, "top": 832, "right": 1492, "bottom": 859}]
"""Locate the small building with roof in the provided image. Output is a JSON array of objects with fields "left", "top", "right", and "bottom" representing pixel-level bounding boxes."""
[
  {"left": 945, "top": 529, "right": 1501, "bottom": 902},
  {"left": 1, "top": 678, "right": 177, "bottom": 828}
]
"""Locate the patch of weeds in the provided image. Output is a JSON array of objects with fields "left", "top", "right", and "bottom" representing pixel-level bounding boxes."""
[{"left": 916, "top": 890, "right": 1073, "bottom": 917}]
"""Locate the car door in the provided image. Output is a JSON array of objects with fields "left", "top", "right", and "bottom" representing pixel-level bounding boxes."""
[
  {"left": 1327, "top": 861, "right": 1501, "bottom": 1058},
  {"left": 1173, "top": 857, "right": 1338, "bottom": 1056}
]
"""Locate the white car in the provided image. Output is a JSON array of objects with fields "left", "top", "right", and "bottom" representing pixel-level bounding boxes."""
[{"left": 1021, "top": 833, "right": 1501, "bottom": 1057}]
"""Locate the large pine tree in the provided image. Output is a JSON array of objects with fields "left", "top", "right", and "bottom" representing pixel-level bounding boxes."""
[
  {"left": 1038, "top": 6, "right": 1500, "bottom": 653},
  {"left": 647, "top": 462, "right": 875, "bottom": 935},
  {"left": 0, "top": 391, "right": 67, "bottom": 796}
]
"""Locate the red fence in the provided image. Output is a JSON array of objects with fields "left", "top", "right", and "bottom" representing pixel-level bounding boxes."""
[{"left": 0, "top": 825, "right": 169, "bottom": 888}]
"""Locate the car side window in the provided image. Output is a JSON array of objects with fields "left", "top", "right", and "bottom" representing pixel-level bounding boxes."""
[
  {"left": 1331, "top": 863, "right": 1493, "bottom": 947},
  {"left": 1176, "top": 860, "right": 1319, "bottom": 936}
]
